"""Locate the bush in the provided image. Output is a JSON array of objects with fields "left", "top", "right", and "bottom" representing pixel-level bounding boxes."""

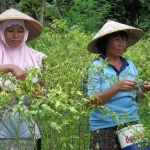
[{"left": 1, "top": 19, "right": 150, "bottom": 149}]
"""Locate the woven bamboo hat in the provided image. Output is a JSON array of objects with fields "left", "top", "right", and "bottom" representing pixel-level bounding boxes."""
[
  {"left": 0, "top": 8, "right": 42, "bottom": 41},
  {"left": 87, "top": 20, "right": 143, "bottom": 54}
]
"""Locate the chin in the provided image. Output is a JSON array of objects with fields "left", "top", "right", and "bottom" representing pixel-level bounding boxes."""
[{"left": 9, "top": 44, "right": 21, "bottom": 48}]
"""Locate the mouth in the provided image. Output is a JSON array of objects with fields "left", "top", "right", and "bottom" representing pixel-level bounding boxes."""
[
  {"left": 9, "top": 40, "right": 21, "bottom": 47},
  {"left": 11, "top": 40, "right": 20, "bottom": 43},
  {"left": 117, "top": 49, "right": 124, "bottom": 52},
  {"left": 11, "top": 40, "right": 21, "bottom": 45}
]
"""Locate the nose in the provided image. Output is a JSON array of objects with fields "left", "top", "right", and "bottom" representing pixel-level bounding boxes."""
[
  {"left": 119, "top": 39, "right": 126, "bottom": 46},
  {"left": 13, "top": 31, "right": 18, "bottom": 38},
  {"left": 119, "top": 40, "right": 123, "bottom": 45}
]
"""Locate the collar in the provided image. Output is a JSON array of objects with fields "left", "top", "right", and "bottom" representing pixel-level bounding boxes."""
[{"left": 100, "top": 54, "right": 129, "bottom": 67}]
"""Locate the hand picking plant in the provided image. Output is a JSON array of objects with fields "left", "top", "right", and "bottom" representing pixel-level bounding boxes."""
[
  {"left": 0, "top": 67, "right": 48, "bottom": 150},
  {"left": 85, "top": 58, "right": 150, "bottom": 149}
]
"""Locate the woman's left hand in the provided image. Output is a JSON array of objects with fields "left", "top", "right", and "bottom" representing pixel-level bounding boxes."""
[{"left": 140, "top": 81, "right": 150, "bottom": 92}]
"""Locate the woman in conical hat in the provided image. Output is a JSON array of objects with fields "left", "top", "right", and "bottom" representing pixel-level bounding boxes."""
[
  {"left": 0, "top": 8, "right": 46, "bottom": 150},
  {"left": 83, "top": 20, "right": 150, "bottom": 149}
]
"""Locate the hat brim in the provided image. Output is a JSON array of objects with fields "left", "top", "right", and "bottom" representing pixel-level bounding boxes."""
[
  {"left": 0, "top": 9, "right": 42, "bottom": 41},
  {"left": 87, "top": 28, "right": 143, "bottom": 54}
]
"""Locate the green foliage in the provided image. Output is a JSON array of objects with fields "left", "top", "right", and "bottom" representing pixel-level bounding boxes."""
[
  {"left": 29, "top": 20, "right": 92, "bottom": 148},
  {"left": 123, "top": 36, "right": 150, "bottom": 81},
  {"left": 57, "top": 0, "right": 112, "bottom": 31},
  {"left": 44, "top": 2, "right": 59, "bottom": 20},
  {"left": 28, "top": 20, "right": 150, "bottom": 149},
  {"left": 1, "top": 18, "right": 150, "bottom": 149},
  {"left": 50, "top": 0, "right": 150, "bottom": 31},
  {"left": 7, "top": 0, "right": 31, "bottom": 14},
  {"left": 0, "top": 19, "right": 93, "bottom": 149},
  {"left": 3, "top": 0, "right": 150, "bottom": 31},
  {"left": 123, "top": 33, "right": 150, "bottom": 146}
]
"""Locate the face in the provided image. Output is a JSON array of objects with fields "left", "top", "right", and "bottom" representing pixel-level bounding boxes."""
[
  {"left": 4, "top": 25, "right": 25, "bottom": 48},
  {"left": 106, "top": 34, "right": 127, "bottom": 58}
]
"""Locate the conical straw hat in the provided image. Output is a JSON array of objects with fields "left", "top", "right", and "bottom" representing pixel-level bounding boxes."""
[
  {"left": 87, "top": 20, "right": 143, "bottom": 54},
  {"left": 0, "top": 8, "right": 42, "bottom": 41}
]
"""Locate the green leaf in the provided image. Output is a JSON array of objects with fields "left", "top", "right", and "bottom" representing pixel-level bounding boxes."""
[{"left": 69, "top": 107, "right": 78, "bottom": 114}]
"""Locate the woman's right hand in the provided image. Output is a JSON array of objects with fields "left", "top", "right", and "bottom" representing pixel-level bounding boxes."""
[
  {"left": 86, "top": 79, "right": 137, "bottom": 106},
  {"left": 9, "top": 64, "right": 27, "bottom": 80},
  {"left": 115, "top": 79, "right": 136, "bottom": 92},
  {"left": 0, "top": 64, "right": 27, "bottom": 80}
]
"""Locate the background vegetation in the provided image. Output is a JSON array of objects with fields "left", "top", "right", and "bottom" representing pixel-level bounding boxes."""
[
  {"left": 1, "top": 0, "right": 150, "bottom": 31},
  {"left": 0, "top": 0, "right": 150, "bottom": 150}
]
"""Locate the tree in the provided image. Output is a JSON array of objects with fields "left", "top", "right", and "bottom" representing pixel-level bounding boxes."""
[
  {"left": 39, "top": 0, "right": 46, "bottom": 24},
  {"left": 1, "top": 0, "right": 150, "bottom": 31}
]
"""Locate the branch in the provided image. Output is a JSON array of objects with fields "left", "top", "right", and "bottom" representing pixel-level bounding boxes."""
[{"left": 40, "top": 0, "right": 46, "bottom": 24}]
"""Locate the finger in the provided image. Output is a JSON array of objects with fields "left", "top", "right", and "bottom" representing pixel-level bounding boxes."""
[
  {"left": 125, "top": 82, "right": 136, "bottom": 88},
  {"left": 16, "top": 75, "right": 26, "bottom": 81},
  {"left": 144, "top": 81, "right": 148, "bottom": 84},
  {"left": 140, "top": 84, "right": 150, "bottom": 92}
]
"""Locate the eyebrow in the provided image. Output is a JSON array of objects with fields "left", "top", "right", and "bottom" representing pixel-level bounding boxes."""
[{"left": 6, "top": 26, "right": 24, "bottom": 30}]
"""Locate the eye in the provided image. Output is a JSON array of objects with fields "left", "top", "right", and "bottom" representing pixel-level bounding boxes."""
[
  {"left": 18, "top": 30, "right": 24, "bottom": 33},
  {"left": 8, "top": 30, "right": 13, "bottom": 33},
  {"left": 6, "top": 28, "right": 13, "bottom": 32},
  {"left": 115, "top": 38, "right": 120, "bottom": 41},
  {"left": 123, "top": 38, "right": 127, "bottom": 41},
  {"left": 18, "top": 27, "right": 24, "bottom": 33}
]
